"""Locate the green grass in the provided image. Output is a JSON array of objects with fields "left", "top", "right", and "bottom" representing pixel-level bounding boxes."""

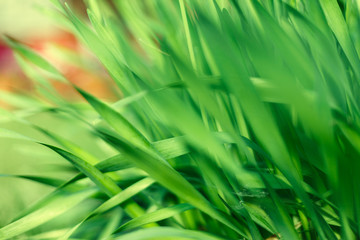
[{"left": 1, "top": 0, "right": 360, "bottom": 239}]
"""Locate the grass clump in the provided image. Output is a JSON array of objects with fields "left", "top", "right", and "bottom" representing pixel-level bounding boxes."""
[{"left": 1, "top": 0, "right": 360, "bottom": 239}]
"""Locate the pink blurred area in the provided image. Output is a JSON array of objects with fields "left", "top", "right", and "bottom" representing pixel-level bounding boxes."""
[
  {"left": 0, "top": 0, "right": 116, "bottom": 107},
  {"left": 0, "top": 39, "right": 28, "bottom": 92}
]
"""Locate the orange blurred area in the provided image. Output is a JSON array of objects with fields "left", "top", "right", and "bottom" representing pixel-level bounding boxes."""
[
  {"left": 0, "top": 42, "right": 29, "bottom": 92},
  {"left": 0, "top": 0, "right": 117, "bottom": 109}
]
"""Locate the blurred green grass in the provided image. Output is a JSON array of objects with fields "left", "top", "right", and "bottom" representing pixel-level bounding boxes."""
[{"left": 1, "top": 0, "right": 360, "bottom": 239}]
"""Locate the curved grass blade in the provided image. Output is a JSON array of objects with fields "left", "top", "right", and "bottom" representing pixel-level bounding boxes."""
[
  {"left": 39, "top": 144, "right": 120, "bottom": 197},
  {"left": 74, "top": 87, "right": 157, "bottom": 157},
  {"left": 0, "top": 174, "right": 65, "bottom": 188},
  {"left": 0, "top": 189, "right": 95, "bottom": 240},
  {"left": 3, "top": 36, "right": 66, "bottom": 82},
  {"left": 115, "top": 203, "right": 193, "bottom": 232}
]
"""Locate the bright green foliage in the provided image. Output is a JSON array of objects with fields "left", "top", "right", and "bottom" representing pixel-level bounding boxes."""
[{"left": 1, "top": 0, "right": 360, "bottom": 239}]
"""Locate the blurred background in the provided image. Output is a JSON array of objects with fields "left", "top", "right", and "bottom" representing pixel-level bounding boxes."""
[
  {"left": 0, "top": 0, "right": 115, "bottom": 99},
  {"left": 0, "top": 0, "right": 116, "bottom": 227}
]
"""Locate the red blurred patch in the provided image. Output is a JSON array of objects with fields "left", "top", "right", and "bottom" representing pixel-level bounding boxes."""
[{"left": 0, "top": 30, "right": 116, "bottom": 109}]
